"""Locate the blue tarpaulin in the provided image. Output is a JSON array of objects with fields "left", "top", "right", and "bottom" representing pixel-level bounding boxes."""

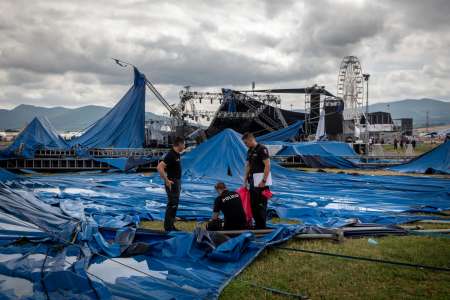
[
  {"left": 93, "top": 157, "right": 159, "bottom": 172},
  {"left": 0, "top": 181, "right": 301, "bottom": 299},
  {"left": 0, "top": 169, "right": 18, "bottom": 182},
  {"left": 388, "top": 141, "right": 450, "bottom": 174},
  {"left": 22, "top": 129, "right": 450, "bottom": 226},
  {"left": 0, "top": 129, "right": 449, "bottom": 299},
  {"left": 256, "top": 121, "right": 304, "bottom": 142},
  {"left": 70, "top": 67, "right": 146, "bottom": 149},
  {"left": 0, "top": 185, "right": 77, "bottom": 243},
  {"left": 182, "top": 128, "right": 247, "bottom": 179},
  {"left": 276, "top": 141, "right": 357, "bottom": 168},
  {"left": 1, "top": 117, "right": 68, "bottom": 158}
]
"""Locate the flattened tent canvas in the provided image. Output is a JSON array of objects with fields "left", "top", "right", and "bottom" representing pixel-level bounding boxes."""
[
  {"left": 0, "top": 128, "right": 449, "bottom": 299},
  {"left": 256, "top": 120, "right": 304, "bottom": 142},
  {"left": 70, "top": 67, "right": 146, "bottom": 149},
  {"left": 389, "top": 141, "right": 450, "bottom": 174},
  {"left": 183, "top": 128, "right": 247, "bottom": 179},
  {"left": 276, "top": 141, "right": 357, "bottom": 168},
  {"left": 1, "top": 117, "right": 68, "bottom": 158}
]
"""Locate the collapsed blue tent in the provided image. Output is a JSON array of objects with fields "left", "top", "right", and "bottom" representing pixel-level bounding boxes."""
[
  {"left": 0, "top": 180, "right": 301, "bottom": 299},
  {"left": 183, "top": 128, "right": 247, "bottom": 179},
  {"left": 93, "top": 156, "right": 160, "bottom": 172},
  {"left": 70, "top": 67, "right": 146, "bottom": 149},
  {"left": 318, "top": 141, "right": 358, "bottom": 157},
  {"left": 276, "top": 141, "right": 357, "bottom": 168},
  {"left": 16, "top": 128, "right": 448, "bottom": 226},
  {"left": 1, "top": 117, "right": 68, "bottom": 158},
  {"left": 0, "top": 184, "right": 77, "bottom": 242},
  {"left": 256, "top": 120, "right": 304, "bottom": 142},
  {"left": 389, "top": 141, "right": 450, "bottom": 174},
  {"left": 0, "top": 169, "right": 18, "bottom": 182},
  {"left": 0, "top": 129, "right": 449, "bottom": 299}
]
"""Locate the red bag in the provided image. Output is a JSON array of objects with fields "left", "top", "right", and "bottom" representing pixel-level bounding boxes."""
[
  {"left": 236, "top": 187, "right": 253, "bottom": 226},
  {"left": 262, "top": 188, "right": 273, "bottom": 199}
]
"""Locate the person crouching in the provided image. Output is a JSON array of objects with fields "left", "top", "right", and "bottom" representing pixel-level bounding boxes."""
[{"left": 207, "top": 182, "right": 248, "bottom": 231}]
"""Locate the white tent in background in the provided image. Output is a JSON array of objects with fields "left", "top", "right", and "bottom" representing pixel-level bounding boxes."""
[{"left": 315, "top": 108, "right": 326, "bottom": 141}]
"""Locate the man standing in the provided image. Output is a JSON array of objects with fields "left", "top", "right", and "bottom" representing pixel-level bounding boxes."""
[
  {"left": 242, "top": 132, "right": 271, "bottom": 229},
  {"left": 157, "top": 137, "right": 185, "bottom": 231},
  {"left": 207, "top": 182, "right": 248, "bottom": 231}
]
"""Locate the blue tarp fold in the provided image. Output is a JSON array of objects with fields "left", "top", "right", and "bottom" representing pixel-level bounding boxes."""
[
  {"left": 1, "top": 117, "right": 68, "bottom": 158},
  {"left": 257, "top": 120, "right": 304, "bottom": 142},
  {"left": 70, "top": 67, "right": 146, "bottom": 149},
  {"left": 276, "top": 141, "right": 357, "bottom": 168},
  {"left": 0, "top": 129, "right": 449, "bottom": 299},
  {"left": 389, "top": 141, "right": 450, "bottom": 174},
  {"left": 182, "top": 128, "right": 247, "bottom": 179}
]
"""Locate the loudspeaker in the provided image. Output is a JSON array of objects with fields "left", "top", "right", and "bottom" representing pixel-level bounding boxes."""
[{"left": 324, "top": 99, "right": 344, "bottom": 135}]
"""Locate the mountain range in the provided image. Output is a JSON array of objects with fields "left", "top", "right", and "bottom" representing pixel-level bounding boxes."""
[
  {"left": 368, "top": 98, "right": 450, "bottom": 127},
  {"left": 0, "top": 104, "right": 167, "bottom": 131},
  {"left": 0, "top": 98, "right": 449, "bottom": 131}
]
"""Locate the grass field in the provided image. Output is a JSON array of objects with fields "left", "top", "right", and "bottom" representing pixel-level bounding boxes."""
[
  {"left": 141, "top": 220, "right": 450, "bottom": 300},
  {"left": 382, "top": 143, "right": 438, "bottom": 155}
]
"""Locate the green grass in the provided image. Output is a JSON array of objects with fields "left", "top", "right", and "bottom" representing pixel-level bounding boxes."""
[
  {"left": 382, "top": 143, "right": 438, "bottom": 155},
  {"left": 222, "top": 236, "right": 450, "bottom": 300},
  {"left": 140, "top": 220, "right": 450, "bottom": 299}
]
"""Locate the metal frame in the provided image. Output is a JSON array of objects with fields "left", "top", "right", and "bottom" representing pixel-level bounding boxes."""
[{"left": 337, "top": 56, "right": 364, "bottom": 123}]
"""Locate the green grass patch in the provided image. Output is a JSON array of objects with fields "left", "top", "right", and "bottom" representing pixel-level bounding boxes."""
[
  {"left": 140, "top": 220, "right": 450, "bottom": 299},
  {"left": 382, "top": 143, "right": 438, "bottom": 155},
  {"left": 222, "top": 236, "right": 450, "bottom": 300}
]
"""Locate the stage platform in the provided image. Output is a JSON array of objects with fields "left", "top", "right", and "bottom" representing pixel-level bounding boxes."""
[{"left": 0, "top": 148, "right": 168, "bottom": 171}]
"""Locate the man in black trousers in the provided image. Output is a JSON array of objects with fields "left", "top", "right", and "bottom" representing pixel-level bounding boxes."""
[
  {"left": 157, "top": 137, "right": 185, "bottom": 231},
  {"left": 242, "top": 132, "right": 271, "bottom": 229}
]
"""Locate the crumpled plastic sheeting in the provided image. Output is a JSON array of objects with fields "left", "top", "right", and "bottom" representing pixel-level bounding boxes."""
[
  {"left": 0, "top": 117, "right": 68, "bottom": 159},
  {"left": 182, "top": 128, "right": 247, "bottom": 179},
  {"left": 93, "top": 156, "right": 160, "bottom": 172},
  {"left": 0, "top": 184, "right": 78, "bottom": 242},
  {"left": 389, "top": 140, "right": 450, "bottom": 174},
  {"left": 256, "top": 120, "right": 304, "bottom": 142},
  {"left": 0, "top": 129, "right": 449, "bottom": 299},
  {"left": 86, "top": 225, "right": 299, "bottom": 299},
  {"left": 20, "top": 165, "right": 450, "bottom": 228},
  {"left": 276, "top": 141, "right": 357, "bottom": 168},
  {"left": 13, "top": 128, "right": 449, "bottom": 227},
  {"left": 0, "top": 225, "right": 300, "bottom": 299},
  {"left": 0, "top": 169, "right": 18, "bottom": 183},
  {"left": 0, "top": 182, "right": 305, "bottom": 299},
  {"left": 0, "top": 243, "right": 109, "bottom": 300},
  {"left": 69, "top": 67, "right": 146, "bottom": 149}
]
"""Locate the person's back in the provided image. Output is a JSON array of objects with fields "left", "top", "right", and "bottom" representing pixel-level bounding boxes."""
[{"left": 214, "top": 190, "right": 247, "bottom": 230}]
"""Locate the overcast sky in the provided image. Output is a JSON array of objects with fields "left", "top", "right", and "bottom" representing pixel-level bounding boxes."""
[{"left": 0, "top": 0, "right": 449, "bottom": 114}]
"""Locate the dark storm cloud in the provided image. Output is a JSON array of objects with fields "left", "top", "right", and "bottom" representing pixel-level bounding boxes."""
[
  {"left": 0, "top": 0, "right": 449, "bottom": 109},
  {"left": 125, "top": 34, "right": 325, "bottom": 86}
]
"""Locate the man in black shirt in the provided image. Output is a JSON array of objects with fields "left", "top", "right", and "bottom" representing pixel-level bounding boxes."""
[
  {"left": 242, "top": 132, "right": 271, "bottom": 229},
  {"left": 157, "top": 137, "right": 185, "bottom": 231},
  {"left": 207, "top": 182, "right": 247, "bottom": 231}
]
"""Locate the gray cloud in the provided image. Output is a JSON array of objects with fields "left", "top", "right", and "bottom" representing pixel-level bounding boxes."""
[{"left": 0, "top": 0, "right": 449, "bottom": 112}]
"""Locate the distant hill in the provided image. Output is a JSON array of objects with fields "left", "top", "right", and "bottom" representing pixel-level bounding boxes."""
[
  {"left": 369, "top": 98, "right": 450, "bottom": 127},
  {"left": 1, "top": 98, "right": 448, "bottom": 131},
  {"left": 0, "top": 104, "right": 167, "bottom": 131}
]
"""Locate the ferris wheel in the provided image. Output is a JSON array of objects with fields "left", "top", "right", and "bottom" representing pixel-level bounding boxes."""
[{"left": 337, "top": 56, "right": 364, "bottom": 122}]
